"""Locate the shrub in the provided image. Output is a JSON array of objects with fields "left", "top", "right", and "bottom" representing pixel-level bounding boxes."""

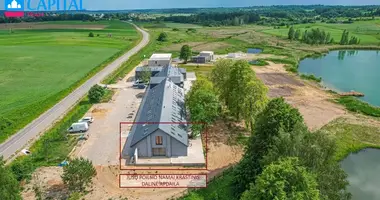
[
  {"left": 157, "top": 32, "right": 168, "bottom": 42},
  {"left": 61, "top": 157, "right": 97, "bottom": 192},
  {"left": 172, "top": 28, "right": 180, "bottom": 31},
  {"left": 300, "top": 74, "right": 322, "bottom": 82},
  {"left": 88, "top": 32, "right": 94, "bottom": 37},
  {"left": 88, "top": 85, "right": 106, "bottom": 103}
]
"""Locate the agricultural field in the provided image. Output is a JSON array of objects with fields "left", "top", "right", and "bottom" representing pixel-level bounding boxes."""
[
  {"left": 0, "top": 20, "right": 140, "bottom": 142},
  {"left": 260, "top": 19, "right": 380, "bottom": 45}
]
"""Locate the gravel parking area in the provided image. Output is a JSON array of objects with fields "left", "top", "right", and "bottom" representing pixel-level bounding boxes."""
[{"left": 73, "top": 83, "right": 145, "bottom": 165}]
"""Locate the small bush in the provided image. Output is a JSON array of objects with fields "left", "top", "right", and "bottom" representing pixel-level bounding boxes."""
[
  {"left": 96, "top": 34, "right": 100, "bottom": 37},
  {"left": 172, "top": 28, "right": 180, "bottom": 31},
  {"left": 300, "top": 74, "right": 322, "bottom": 82},
  {"left": 88, "top": 32, "right": 94, "bottom": 37},
  {"left": 187, "top": 28, "right": 197, "bottom": 33},
  {"left": 88, "top": 85, "right": 106, "bottom": 103}
]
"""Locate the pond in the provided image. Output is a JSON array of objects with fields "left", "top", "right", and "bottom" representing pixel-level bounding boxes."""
[
  {"left": 341, "top": 148, "right": 380, "bottom": 200},
  {"left": 247, "top": 48, "right": 262, "bottom": 54},
  {"left": 298, "top": 50, "right": 380, "bottom": 106}
]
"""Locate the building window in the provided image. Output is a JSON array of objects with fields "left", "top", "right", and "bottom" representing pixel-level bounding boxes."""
[{"left": 156, "top": 136, "right": 163, "bottom": 145}]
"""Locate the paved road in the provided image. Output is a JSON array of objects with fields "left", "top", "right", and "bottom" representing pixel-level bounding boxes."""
[{"left": 0, "top": 23, "right": 150, "bottom": 160}]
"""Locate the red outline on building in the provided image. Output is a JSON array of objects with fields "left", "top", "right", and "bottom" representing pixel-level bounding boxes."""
[
  {"left": 119, "top": 173, "right": 208, "bottom": 188},
  {"left": 119, "top": 121, "right": 208, "bottom": 171}
]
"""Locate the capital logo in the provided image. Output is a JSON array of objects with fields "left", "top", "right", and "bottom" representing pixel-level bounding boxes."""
[{"left": 4, "top": 0, "right": 25, "bottom": 17}]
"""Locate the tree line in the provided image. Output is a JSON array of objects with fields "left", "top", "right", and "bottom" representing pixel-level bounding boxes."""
[
  {"left": 161, "top": 12, "right": 261, "bottom": 27},
  {"left": 0, "top": 13, "right": 96, "bottom": 24},
  {"left": 288, "top": 26, "right": 360, "bottom": 45},
  {"left": 184, "top": 59, "right": 352, "bottom": 199}
]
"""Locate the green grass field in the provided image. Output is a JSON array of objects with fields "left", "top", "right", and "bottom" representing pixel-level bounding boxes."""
[
  {"left": 0, "top": 20, "right": 140, "bottom": 142},
  {"left": 260, "top": 20, "right": 380, "bottom": 45}
]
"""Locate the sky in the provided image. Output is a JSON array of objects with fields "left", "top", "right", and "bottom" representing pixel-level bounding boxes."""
[
  {"left": 86, "top": 0, "right": 380, "bottom": 10},
  {"left": 1, "top": 0, "right": 379, "bottom": 11}
]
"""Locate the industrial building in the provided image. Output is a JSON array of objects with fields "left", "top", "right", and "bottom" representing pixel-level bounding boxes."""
[{"left": 149, "top": 65, "right": 186, "bottom": 88}]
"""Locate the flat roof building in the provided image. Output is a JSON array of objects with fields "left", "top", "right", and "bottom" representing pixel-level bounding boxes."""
[{"left": 148, "top": 53, "right": 172, "bottom": 67}]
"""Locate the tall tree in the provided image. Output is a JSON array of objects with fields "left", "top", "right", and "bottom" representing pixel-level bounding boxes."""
[
  {"left": 186, "top": 79, "right": 220, "bottom": 137},
  {"left": 61, "top": 158, "right": 97, "bottom": 192},
  {"left": 88, "top": 85, "right": 106, "bottom": 103},
  {"left": 288, "top": 26, "right": 295, "bottom": 40},
  {"left": 232, "top": 98, "right": 304, "bottom": 197},
  {"left": 294, "top": 29, "right": 301, "bottom": 40},
  {"left": 241, "top": 157, "right": 320, "bottom": 200},
  {"left": 210, "top": 59, "right": 234, "bottom": 105},
  {"left": 0, "top": 157, "right": 22, "bottom": 200},
  {"left": 262, "top": 124, "right": 352, "bottom": 200},
  {"left": 227, "top": 60, "right": 255, "bottom": 120},
  {"left": 242, "top": 79, "right": 268, "bottom": 133},
  {"left": 180, "top": 45, "right": 192, "bottom": 64}
]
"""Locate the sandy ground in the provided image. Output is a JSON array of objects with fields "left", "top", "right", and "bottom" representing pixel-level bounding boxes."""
[
  {"left": 0, "top": 23, "right": 107, "bottom": 30},
  {"left": 253, "top": 62, "right": 347, "bottom": 131}
]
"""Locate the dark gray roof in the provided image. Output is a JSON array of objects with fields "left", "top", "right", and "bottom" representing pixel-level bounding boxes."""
[
  {"left": 150, "top": 65, "right": 185, "bottom": 85},
  {"left": 130, "top": 78, "right": 188, "bottom": 147}
]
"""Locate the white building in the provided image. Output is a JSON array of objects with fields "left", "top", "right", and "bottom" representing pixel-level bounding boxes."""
[
  {"left": 199, "top": 51, "right": 214, "bottom": 61},
  {"left": 148, "top": 53, "right": 172, "bottom": 67}
]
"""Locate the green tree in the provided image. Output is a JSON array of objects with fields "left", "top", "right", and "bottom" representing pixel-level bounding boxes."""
[
  {"left": 288, "top": 26, "right": 295, "bottom": 40},
  {"left": 242, "top": 79, "right": 268, "bottom": 133},
  {"left": 140, "top": 66, "right": 151, "bottom": 83},
  {"left": 326, "top": 32, "right": 331, "bottom": 44},
  {"left": 0, "top": 157, "right": 22, "bottom": 200},
  {"left": 241, "top": 157, "right": 320, "bottom": 200},
  {"left": 157, "top": 32, "right": 168, "bottom": 42},
  {"left": 340, "top": 30, "right": 349, "bottom": 45},
  {"left": 294, "top": 29, "right": 301, "bottom": 40},
  {"left": 186, "top": 78, "right": 220, "bottom": 137},
  {"left": 227, "top": 60, "right": 256, "bottom": 120},
  {"left": 88, "top": 32, "right": 94, "bottom": 37},
  {"left": 232, "top": 98, "right": 304, "bottom": 197},
  {"left": 180, "top": 45, "right": 192, "bottom": 64},
  {"left": 88, "top": 84, "right": 106, "bottom": 103},
  {"left": 262, "top": 123, "right": 351, "bottom": 200},
  {"left": 61, "top": 157, "right": 97, "bottom": 192},
  {"left": 210, "top": 59, "right": 234, "bottom": 105}
]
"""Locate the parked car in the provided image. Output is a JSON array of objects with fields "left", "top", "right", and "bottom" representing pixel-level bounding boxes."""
[
  {"left": 78, "top": 117, "right": 94, "bottom": 124},
  {"left": 21, "top": 149, "right": 31, "bottom": 155},
  {"left": 67, "top": 122, "right": 89, "bottom": 133},
  {"left": 133, "top": 80, "right": 143, "bottom": 87},
  {"left": 137, "top": 84, "right": 146, "bottom": 89}
]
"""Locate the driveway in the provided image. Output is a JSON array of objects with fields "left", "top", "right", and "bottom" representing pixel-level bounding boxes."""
[{"left": 0, "top": 23, "right": 150, "bottom": 160}]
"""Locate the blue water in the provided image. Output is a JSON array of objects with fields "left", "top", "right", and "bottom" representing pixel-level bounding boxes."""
[
  {"left": 341, "top": 148, "right": 380, "bottom": 200},
  {"left": 247, "top": 48, "right": 262, "bottom": 54},
  {"left": 298, "top": 50, "right": 380, "bottom": 106}
]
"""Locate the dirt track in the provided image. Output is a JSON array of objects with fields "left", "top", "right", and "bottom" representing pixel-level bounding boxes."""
[{"left": 0, "top": 23, "right": 107, "bottom": 30}]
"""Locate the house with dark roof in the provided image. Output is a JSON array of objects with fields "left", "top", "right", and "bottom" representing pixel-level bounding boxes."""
[
  {"left": 149, "top": 65, "right": 186, "bottom": 88},
  {"left": 123, "top": 78, "right": 189, "bottom": 158}
]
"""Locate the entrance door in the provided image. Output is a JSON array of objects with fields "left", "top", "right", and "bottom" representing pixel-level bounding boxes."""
[{"left": 152, "top": 148, "right": 166, "bottom": 156}]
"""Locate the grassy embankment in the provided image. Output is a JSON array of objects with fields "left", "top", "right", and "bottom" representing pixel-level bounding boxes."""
[{"left": 0, "top": 20, "right": 140, "bottom": 143}]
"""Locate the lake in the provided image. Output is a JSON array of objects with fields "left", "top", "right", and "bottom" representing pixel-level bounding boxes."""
[
  {"left": 298, "top": 50, "right": 380, "bottom": 106},
  {"left": 341, "top": 148, "right": 380, "bottom": 200}
]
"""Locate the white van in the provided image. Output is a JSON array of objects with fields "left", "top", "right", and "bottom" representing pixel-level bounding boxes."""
[{"left": 67, "top": 122, "right": 89, "bottom": 133}]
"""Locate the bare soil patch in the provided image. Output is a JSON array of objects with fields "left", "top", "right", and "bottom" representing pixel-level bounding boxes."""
[
  {"left": 256, "top": 72, "right": 304, "bottom": 87},
  {"left": 253, "top": 62, "right": 346, "bottom": 130},
  {"left": 0, "top": 23, "right": 107, "bottom": 30}
]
